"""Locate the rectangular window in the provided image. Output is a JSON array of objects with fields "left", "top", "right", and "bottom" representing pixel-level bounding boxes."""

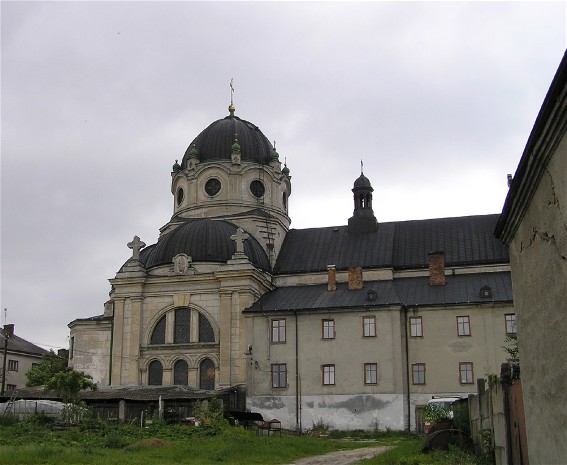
[
  {"left": 322, "top": 364, "right": 335, "bottom": 385},
  {"left": 409, "top": 316, "right": 423, "bottom": 337},
  {"left": 412, "top": 363, "right": 426, "bottom": 385},
  {"left": 322, "top": 319, "right": 335, "bottom": 339},
  {"left": 174, "top": 308, "right": 190, "bottom": 343},
  {"left": 6, "top": 384, "right": 16, "bottom": 391},
  {"left": 7, "top": 360, "right": 18, "bottom": 372},
  {"left": 459, "top": 362, "right": 474, "bottom": 384},
  {"left": 457, "top": 316, "right": 471, "bottom": 336},
  {"left": 69, "top": 336, "right": 74, "bottom": 359},
  {"left": 363, "top": 316, "right": 376, "bottom": 337},
  {"left": 364, "top": 363, "right": 378, "bottom": 385},
  {"left": 271, "top": 363, "right": 287, "bottom": 388},
  {"left": 505, "top": 314, "right": 517, "bottom": 334},
  {"left": 271, "top": 319, "right": 286, "bottom": 343}
]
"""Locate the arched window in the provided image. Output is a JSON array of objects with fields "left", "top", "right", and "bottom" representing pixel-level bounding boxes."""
[
  {"left": 283, "top": 192, "right": 287, "bottom": 212},
  {"left": 150, "top": 316, "right": 166, "bottom": 345},
  {"left": 174, "top": 308, "right": 190, "bottom": 343},
  {"left": 173, "top": 359, "right": 189, "bottom": 386},
  {"left": 148, "top": 360, "right": 163, "bottom": 385},
  {"left": 199, "top": 313, "right": 215, "bottom": 343},
  {"left": 199, "top": 358, "right": 215, "bottom": 390}
]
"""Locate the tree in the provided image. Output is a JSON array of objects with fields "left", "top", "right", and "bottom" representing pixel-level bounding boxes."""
[
  {"left": 44, "top": 369, "right": 97, "bottom": 424},
  {"left": 502, "top": 333, "right": 519, "bottom": 365},
  {"left": 26, "top": 350, "right": 68, "bottom": 387}
]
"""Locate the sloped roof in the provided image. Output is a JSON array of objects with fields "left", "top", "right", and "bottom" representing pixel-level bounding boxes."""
[
  {"left": 275, "top": 214, "right": 508, "bottom": 274},
  {"left": 0, "top": 329, "right": 49, "bottom": 357},
  {"left": 245, "top": 272, "right": 512, "bottom": 313}
]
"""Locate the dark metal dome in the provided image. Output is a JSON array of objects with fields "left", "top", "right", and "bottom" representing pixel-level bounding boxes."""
[
  {"left": 353, "top": 173, "right": 372, "bottom": 189},
  {"left": 181, "top": 113, "right": 274, "bottom": 166},
  {"left": 140, "top": 219, "right": 270, "bottom": 271}
]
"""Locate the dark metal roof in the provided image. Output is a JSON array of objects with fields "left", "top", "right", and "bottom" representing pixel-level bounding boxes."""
[
  {"left": 182, "top": 114, "right": 273, "bottom": 166},
  {"left": 245, "top": 272, "right": 512, "bottom": 313},
  {"left": 245, "top": 280, "right": 401, "bottom": 313},
  {"left": 274, "top": 214, "right": 508, "bottom": 274},
  {"left": 274, "top": 223, "right": 395, "bottom": 274},
  {"left": 140, "top": 218, "right": 271, "bottom": 271},
  {"left": 68, "top": 314, "right": 111, "bottom": 326},
  {"left": 0, "top": 329, "right": 49, "bottom": 357},
  {"left": 394, "top": 272, "right": 513, "bottom": 306}
]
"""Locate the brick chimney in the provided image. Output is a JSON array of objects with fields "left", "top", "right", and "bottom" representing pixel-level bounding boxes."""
[
  {"left": 3, "top": 324, "right": 14, "bottom": 338},
  {"left": 429, "top": 251, "right": 446, "bottom": 286},
  {"left": 348, "top": 267, "right": 364, "bottom": 290},
  {"left": 327, "top": 265, "right": 336, "bottom": 291}
]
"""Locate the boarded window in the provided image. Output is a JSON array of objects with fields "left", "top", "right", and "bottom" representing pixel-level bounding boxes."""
[
  {"left": 150, "top": 316, "right": 166, "bottom": 345},
  {"left": 199, "top": 358, "right": 215, "bottom": 390},
  {"left": 175, "top": 308, "right": 190, "bottom": 343},
  {"left": 174, "top": 359, "right": 189, "bottom": 386},
  {"left": 148, "top": 360, "right": 163, "bottom": 385}
]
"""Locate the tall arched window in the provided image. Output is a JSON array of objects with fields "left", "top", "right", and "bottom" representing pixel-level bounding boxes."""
[
  {"left": 150, "top": 316, "right": 166, "bottom": 345},
  {"left": 199, "top": 358, "right": 215, "bottom": 390},
  {"left": 148, "top": 360, "right": 163, "bottom": 385},
  {"left": 173, "top": 359, "right": 189, "bottom": 386},
  {"left": 199, "top": 313, "right": 215, "bottom": 342}
]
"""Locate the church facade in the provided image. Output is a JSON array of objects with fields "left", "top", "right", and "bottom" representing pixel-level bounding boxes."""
[{"left": 69, "top": 102, "right": 514, "bottom": 431}]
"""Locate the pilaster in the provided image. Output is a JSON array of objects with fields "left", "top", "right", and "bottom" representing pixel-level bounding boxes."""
[{"left": 111, "top": 299, "right": 125, "bottom": 385}]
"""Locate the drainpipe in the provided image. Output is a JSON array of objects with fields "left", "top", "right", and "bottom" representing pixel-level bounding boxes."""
[
  {"left": 402, "top": 305, "right": 411, "bottom": 432},
  {"left": 294, "top": 310, "right": 300, "bottom": 435}
]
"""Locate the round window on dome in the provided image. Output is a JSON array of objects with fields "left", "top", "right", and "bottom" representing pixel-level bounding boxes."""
[
  {"left": 205, "top": 178, "right": 221, "bottom": 196},
  {"left": 250, "top": 180, "right": 265, "bottom": 198},
  {"left": 176, "top": 187, "right": 184, "bottom": 206}
]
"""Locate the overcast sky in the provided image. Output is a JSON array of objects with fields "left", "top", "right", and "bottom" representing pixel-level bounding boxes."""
[{"left": 1, "top": 1, "right": 565, "bottom": 352}]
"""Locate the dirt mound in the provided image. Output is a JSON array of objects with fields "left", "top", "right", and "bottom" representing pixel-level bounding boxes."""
[{"left": 124, "top": 438, "right": 174, "bottom": 450}]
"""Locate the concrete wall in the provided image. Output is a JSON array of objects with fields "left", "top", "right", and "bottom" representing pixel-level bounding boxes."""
[{"left": 508, "top": 136, "right": 567, "bottom": 464}]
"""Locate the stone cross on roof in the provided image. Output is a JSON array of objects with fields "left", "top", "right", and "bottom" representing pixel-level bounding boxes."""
[
  {"left": 127, "top": 235, "right": 146, "bottom": 260},
  {"left": 230, "top": 228, "right": 249, "bottom": 256}
]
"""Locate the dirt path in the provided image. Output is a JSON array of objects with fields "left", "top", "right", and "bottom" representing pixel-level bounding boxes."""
[{"left": 285, "top": 446, "right": 392, "bottom": 465}]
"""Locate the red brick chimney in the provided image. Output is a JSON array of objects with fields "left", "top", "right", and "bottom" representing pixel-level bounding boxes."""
[
  {"left": 327, "top": 265, "right": 336, "bottom": 291},
  {"left": 348, "top": 267, "right": 364, "bottom": 290},
  {"left": 429, "top": 251, "right": 446, "bottom": 286},
  {"left": 3, "top": 324, "right": 14, "bottom": 338}
]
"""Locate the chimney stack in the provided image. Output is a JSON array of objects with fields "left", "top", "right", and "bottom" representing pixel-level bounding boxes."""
[
  {"left": 327, "top": 265, "right": 336, "bottom": 291},
  {"left": 3, "top": 324, "right": 14, "bottom": 338},
  {"left": 348, "top": 267, "right": 364, "bottom": 290},
  {"left": 429, "top": 251, "right": 446, "bottom": 286}
]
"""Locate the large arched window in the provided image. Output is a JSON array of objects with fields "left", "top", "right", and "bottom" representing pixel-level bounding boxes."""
[
  {"left": 173, "top": 359, "right": 189, "bottom": 386},
  {"left": 199, "top": 358, "right": 215, "bottom": 390},
  {"left": 148, "top": 360, "right": 163, "bottom": 385},
  {"left": 150, "top": 316, "right": 166, "bottom": 345},
  {"left": 199, "top": 313, "right": 215, "bottom": 342}
]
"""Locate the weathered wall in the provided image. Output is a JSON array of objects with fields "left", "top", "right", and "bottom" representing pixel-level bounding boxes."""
[
  {"left": 68, "top": 320, "right": 112, "bottom": 385},
  {"left": 247, "top": 394, "right": 405, "bottom": 431},
  {"left": 508, "top": 136, "right": 567, "bottom": 464}
]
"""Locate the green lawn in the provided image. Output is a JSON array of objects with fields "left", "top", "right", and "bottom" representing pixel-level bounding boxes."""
[{"left": 0, "top": 418, "right": 490, "bottom": 465}]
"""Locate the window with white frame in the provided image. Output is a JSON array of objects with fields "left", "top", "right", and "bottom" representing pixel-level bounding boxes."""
[
  {"left": 505, "top": 314, "right": 517, "bottom": 334},
  {"left": 322, "top": 364, "right": 335, "bottom": 385},
  {"left": 457, "top": 316, "right": 471, "bottom": 336},
  {"left": 459, "top": 362, "right": 474, "bottom": 384},
  {"left": 322, "top": 319, "right": 335, "bottom": 339},
  {"left": 412, "top": 363, "right": 426, "bottom": 385},
  {"left": 271, "top": 319, "right": 286, "bottom": 343},
  {"left": 271, "top": 363, "right": 287, "bottom": 388},
  {"left": 363, "top": 316, "right": 376, "bottom": 337},
  {"left": 409, "top": 316, "right": 423, "bottom": 337},
  {"left": 364, "top": 363, "right": 378, "bottom": 384}
]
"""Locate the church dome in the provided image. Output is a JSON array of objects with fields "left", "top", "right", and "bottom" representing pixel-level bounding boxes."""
[
  {"left": 140, "top": 219, "right": 270, "bottom": 271},
  {"left": 353, "top": 173, "right": 372, "bottom": 189},
  {"left": 181, "top": 109, "right": 274, "bottom": 167}
]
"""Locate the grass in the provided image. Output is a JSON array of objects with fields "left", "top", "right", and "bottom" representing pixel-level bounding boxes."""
[{"left": 0, "top": 416, "right": 491, "bottom": 465}]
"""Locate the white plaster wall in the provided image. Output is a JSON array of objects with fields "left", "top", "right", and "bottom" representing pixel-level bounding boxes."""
[{"left": 247, "top": 394, "right": 405, "bottom": 431}]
